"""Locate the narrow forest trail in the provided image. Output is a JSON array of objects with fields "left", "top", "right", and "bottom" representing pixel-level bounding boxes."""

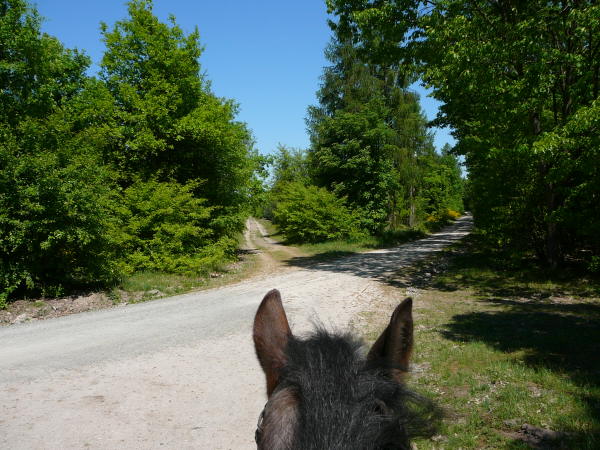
[
  {"left": 241, "top": 217, "right": 303, "bottom": 275},
  {"left": 0, "top": 215, "right": 472, "bottom": 449}
]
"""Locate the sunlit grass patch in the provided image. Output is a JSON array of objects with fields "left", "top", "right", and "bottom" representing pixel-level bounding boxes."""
[
  {"left": 114, "top": 249, "right": 259, "bottom": 304},
  {"left": 296, "top": 237, "right": 379, "bottom": 259},
  {"left": 256, "top": 218, "right": 280, "bottom": 239},
  {"left": 295, "top": 228, "right": 428, "bottom": 258},
  {"left": 258, "top": 218, "right": 429, "bottom": 262},
  {"left": 119, "top": 271, "right": 206, "bottom": 296}
]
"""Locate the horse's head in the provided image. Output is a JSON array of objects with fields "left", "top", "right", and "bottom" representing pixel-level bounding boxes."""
[{"left": 253, "top": 289, "right": 436, "bottom": 450}]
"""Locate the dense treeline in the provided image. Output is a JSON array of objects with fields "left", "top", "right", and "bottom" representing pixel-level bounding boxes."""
[
  {"left": 267, "top": 18, "right": 464, "bottom": 243},
  {"left": 0, "top": 0, "right": 258, "bottom": 303},
  {"left": 326, "top": 0, "right": 600, "bottom": 270},
  {"left": 0, "top": 0, "right": 468, "bottom": 305}
]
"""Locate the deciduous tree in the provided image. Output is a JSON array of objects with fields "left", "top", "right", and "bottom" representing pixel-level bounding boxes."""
[{"left": 327, "top": 0, "right": 600, "bottom": 266}]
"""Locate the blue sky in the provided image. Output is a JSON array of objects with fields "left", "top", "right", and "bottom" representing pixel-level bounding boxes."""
[{"left": 33, "top": 0, "right": 455, "bottom": 155}]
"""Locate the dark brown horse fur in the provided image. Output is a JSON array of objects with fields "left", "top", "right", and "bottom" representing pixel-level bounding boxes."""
[{"left": 253, "top": 289, "right": 439, "bottom": 450}]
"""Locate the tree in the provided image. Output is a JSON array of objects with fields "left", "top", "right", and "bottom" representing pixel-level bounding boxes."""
[
  {"left": 308, "top": 103, "right": 397, "bottom": 231},
  {"left": 307, "top": 35, "right": 443, "bottom": 231},
  {"left": 1, "top": 0, "right": 261, "bottom": 302},
  {"left": 1, "top": 0, "right": 120, "bottom": 299},
  {"left": 0, "top": 0, "right": 90, "bottom": 127},
  {"left": 327, "top": 0, "right": 600, "bottom": 267},
  {"left": 270, "top": 145, "right": 311, "bottom": 191},
  {"left": 100, "top": 0, "right": 255, "bottom": 216},
  {"left": 421, "top": 144, "right": 464, "bottom": 216}
]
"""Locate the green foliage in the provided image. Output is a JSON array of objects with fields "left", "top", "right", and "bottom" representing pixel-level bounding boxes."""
[
  {"left": 0, "top": 129, "right": 121, "bottom": 298},
  {"left": 533, "top": 100, "right": 600, "bottom": 261},
  {"left": 260, "top": 145, "right": 311, "bottom": 220},
  {"left": 99, "top": 0, "right": 202, "bottom": 172},
  {"left": 0, "top": 292, "right": 7, "bottom": 310},
  {"left": 0, "top": 0, "right": 90, "bottom": 126},
  {"left": 271, "top": 182, "right": 366, "bottom": 243},
  {"left": 309, "top": 104, "right": 398, "bottom": 232},
  {"left": 420, "top": 145, "right": 464, "bottom": 216},
  {"left": 245, "top": 151, "right": 272, "bottom": 218},
  {"left": 100, "top": 0, "right": 255, "bottom": 213},
  {"left": 114, "top": 180, "right": 236, "bottom": 275},
  {"left": 263, "top": 14, "right": 467, "bottom": 247},
  {"left": 270, "top": 145, "right": 311, "bottom": 191},
  {"left": 0, "top": 0, "right": 260, "bottom": 302},
  {"left": 424, "top": 209, "right": 462, "bottom": 232},
  {"left": 589, "top": 256, "right": 600, "bottom": 274},
  {"left": 327, "top": 0, "right": 600, "bottom": 268},
  {"left": 0, "top": 1, "right": 120, "bottom": 299},
  {"left": 306, "top": 28, "right": 464, "bottom": 234}
]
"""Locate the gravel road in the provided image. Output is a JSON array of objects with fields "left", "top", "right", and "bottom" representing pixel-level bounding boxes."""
[{"left": 0, "top": 215, "right": 472, "bottom": 449}]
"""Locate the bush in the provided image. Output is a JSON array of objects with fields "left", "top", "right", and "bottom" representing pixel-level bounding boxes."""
[
  {"left": 424, "top": 209, "right": 462, "bottom": 232},
  {"left": 446, "top": 209, "right": 462, "bottom": 220},
  {"left": 0, "top": 133, "right": 121, "bottom": 300},
  {"left": 271, "top": 182, "right": 366, "bottom": 243},
  {"left": 114, "top": 179, "right": 236, "bottom": 276},
  {"left": 0, "top": 133, "right": 244, "bottom": 305}
]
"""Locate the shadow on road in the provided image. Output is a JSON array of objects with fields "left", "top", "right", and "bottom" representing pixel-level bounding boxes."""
[{"left": 283, "top": 216, "right": 473, "bottom": 287}]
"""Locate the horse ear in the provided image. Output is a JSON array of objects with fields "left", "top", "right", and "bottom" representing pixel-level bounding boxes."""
[
  {"left": 367, "top": 297, "right": 413, "bottom": 372},
  {"left": 253, "top": 289, "right": 292, "bottom": 396}
]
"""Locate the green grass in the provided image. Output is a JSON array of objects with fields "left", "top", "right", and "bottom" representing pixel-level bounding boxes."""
[
  {"left": 297, "top": 228, "right": 428, "bottom": 257},
  {"left": 292, "top": 229, "right": 428, "bottom": 264},
  {"left": 112, "top": 247, "right": 260, "bottom": 304},
  {"left": 296, "top": 237, "right": 380, "bottom": 258},
  {"left": 256, "top": 218, "right": 377, "bottom": 260},
  {"left": 118, "top": 271, "right": 208, "bottom": 299},
  {"left": 256, "top": 218, "right": 279, "bottom": 237},
  {"left": 366, "top": 238, "right": 600, "bottom": 448},
  {"left": 259, "top": 218, "right": 428, "bottom": 262}
]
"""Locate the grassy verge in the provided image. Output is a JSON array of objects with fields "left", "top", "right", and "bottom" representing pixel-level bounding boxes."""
[
  {"left": 295, "top": 237, "right": 380, "bottom": 259},
  {"left": 365, "top": 237, "right": 600, "bottom": 448},
  {"left": 112, "top": 249, "right": 260, "bottom": 304},
  {"left": 297, "top": 229, "right": 428, "bottom": 259},
  {"left": 258, "top": 218, "right": 427, "bottom": 261},
  {"left": 256, "top": 218, "right": 279, "bottom": 237}
]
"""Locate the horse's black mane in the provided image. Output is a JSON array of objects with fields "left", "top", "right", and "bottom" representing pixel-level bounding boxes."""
[{"left": 276, "top": 329, "right": 439, "bottom": 450}]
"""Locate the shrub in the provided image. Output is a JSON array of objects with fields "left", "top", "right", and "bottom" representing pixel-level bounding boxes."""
[
  {"left": 447, "top": 209, "right": 462, "bottom": 220},
  {"left": 424, "top": 209, "right": 462, "bottom": 232},
  {"left": 114, "top": 179, "right": 236, "bottom": 276},
  {"left": 0, "top": 134, "right": 121, "bottom": 300},
  {"left": 271, "top": 182, "right": 366, "bottom": 243}
]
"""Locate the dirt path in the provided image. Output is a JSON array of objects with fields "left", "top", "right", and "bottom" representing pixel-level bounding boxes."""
[
  {"left": 0, "top": 216, "right": 472, "bottom": 449},
  {"left": 242, "top": 217, "right": 302, "bottom": 274}
]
